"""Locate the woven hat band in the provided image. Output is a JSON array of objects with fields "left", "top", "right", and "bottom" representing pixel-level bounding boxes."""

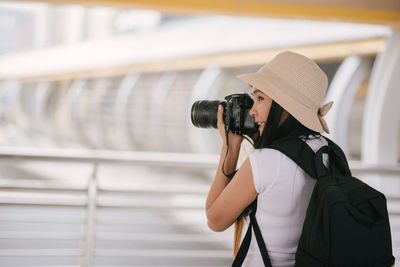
[{"left": 258, "top": 68, "right": 319, "bottom": 112}]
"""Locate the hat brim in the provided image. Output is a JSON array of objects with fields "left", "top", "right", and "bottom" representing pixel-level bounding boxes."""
[{"left": 238, "top": 73, "right": 324, "bottom": 133}]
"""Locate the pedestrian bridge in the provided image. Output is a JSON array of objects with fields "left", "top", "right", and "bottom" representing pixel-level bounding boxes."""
[{"left": 0, "top": 0, "right": 399, "bottom": 265}]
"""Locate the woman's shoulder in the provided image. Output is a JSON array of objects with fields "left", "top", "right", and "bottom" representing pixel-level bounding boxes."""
[
  {"left": 250, "top": 147, "right": 286, "bottom": 160},
  {"left": 249, "top": 146, "right": 301, "bottom": 194},
  {"left": 250, "top": 135, "right": 327, "bottom": 165},
  {"left": 249, "top": 147, "right": 298, "bottom": 168}
]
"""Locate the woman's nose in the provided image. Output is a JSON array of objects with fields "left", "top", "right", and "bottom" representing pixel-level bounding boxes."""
[{"left": 249, "top": 105, "right": 256, "bottom": 117}]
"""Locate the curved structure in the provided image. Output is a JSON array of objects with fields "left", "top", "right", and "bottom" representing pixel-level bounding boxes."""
[
  {"left": 325, "top": 55, "right": 371, "bottom": 156},
  {"left": 362, "top": 29, "right": 400, "bottom": 166}
]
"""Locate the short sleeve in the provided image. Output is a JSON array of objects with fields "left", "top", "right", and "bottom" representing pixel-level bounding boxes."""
[{"left": 249, "top": 148, "right": 282, "bottom": 194}]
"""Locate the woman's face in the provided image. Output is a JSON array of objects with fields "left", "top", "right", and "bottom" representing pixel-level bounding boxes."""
[{"left": 249, "top": 86, "right": 273, "bottom": 135}]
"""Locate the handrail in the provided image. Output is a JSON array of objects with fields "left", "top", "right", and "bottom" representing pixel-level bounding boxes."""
[
  {"left": 348, "top": 160, "right": 400, "bottom": 175},
  {"left": 0, "top": 147, "right": 219, "bottom": 169},
  {"left": 0, "top": 147, "right": 398, "bottom": 174}
]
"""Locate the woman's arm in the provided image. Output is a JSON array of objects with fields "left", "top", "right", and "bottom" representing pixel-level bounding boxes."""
[{"left": 205, "top": 105, "right": 258, "bottom": 232}]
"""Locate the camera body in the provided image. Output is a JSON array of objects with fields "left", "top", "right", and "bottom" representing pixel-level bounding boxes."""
[
  {"left": 191, "top": 93, "right": 257, "bottom": 135},
  {"left": 222, "top": 94, "right": 257, "bottom": 135}
]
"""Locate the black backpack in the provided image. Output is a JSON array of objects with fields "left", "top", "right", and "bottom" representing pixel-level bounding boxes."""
[{"left": 232, "top": 135, "right": 395, "bottom": 267}]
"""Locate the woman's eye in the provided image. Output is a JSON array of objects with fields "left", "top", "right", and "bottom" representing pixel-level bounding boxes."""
[{"left": 257, "top": 96, "right": 264, "bottom": 101}]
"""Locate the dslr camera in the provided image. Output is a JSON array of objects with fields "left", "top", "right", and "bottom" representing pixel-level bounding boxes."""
[{"left": 190, "top": 93, "right": 257, "bottom": 135}]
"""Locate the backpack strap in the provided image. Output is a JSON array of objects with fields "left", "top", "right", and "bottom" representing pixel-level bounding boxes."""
[
  {"left": 268, "top": 136, "right": 351, "bottom": 179},
  {"left": 325, "top": 138, "right": 352, "bottom": 176},
  {"left": 232, "top": 199, "right": 272, "bottom": 267}
]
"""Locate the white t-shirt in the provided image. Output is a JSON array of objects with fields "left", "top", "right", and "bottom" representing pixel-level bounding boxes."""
[{"left": 243, "top": 136, "right": 329, "bottom": 267}]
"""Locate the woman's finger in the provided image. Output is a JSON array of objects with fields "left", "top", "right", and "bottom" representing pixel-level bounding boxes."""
[
  {"left": 217, "top": 105, "right": 226, "bottom": 140},
  {"left": 217, "top": 105, "right": 224, "bottom": 128}
]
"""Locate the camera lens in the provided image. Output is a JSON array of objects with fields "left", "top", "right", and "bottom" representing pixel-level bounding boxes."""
[{"left": 191, "top": 100, "right": 222, "bottom": 129}]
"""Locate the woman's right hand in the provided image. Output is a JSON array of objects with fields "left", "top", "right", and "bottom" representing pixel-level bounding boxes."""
[{"left": 217, "top": 105, "right": 243, "bottom": 150}]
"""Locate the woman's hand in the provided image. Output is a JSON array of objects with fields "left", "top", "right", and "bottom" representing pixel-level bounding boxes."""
[
  {"left": 217, "top": 105, "right": 243, "bottom": 149},
  {"left": 206, "top": 106, "right": 258, "bottom": 232}
]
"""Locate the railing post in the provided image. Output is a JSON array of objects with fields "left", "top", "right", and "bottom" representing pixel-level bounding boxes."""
[{"left": 80, "top": 163, "right": 98, "bottom": 267}]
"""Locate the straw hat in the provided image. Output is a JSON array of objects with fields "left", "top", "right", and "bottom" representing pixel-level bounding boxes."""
[{"left": 238, "top": 51, "right": 333, "bottom": 134}]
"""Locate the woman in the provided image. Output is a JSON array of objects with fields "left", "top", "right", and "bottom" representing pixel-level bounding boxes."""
[{"left": 205, "top": 51, "right": 333, "bottom": 266}]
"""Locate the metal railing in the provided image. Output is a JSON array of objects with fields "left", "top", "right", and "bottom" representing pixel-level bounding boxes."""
[
  {"left": 0, "top": 148, "right": 231, "bottom": 267},
  {"left": 0, "top": 147, "right": 398, "bottom": 266},
  {"left": 0, "top": 147, "right": 219, "bottom": 168},
  {"left": 1, "top": 147, "right": 399, "bottom": 173}
]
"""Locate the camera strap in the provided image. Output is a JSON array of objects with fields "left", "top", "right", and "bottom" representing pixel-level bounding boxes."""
[
  {"left": 222, "top": 127, "right": 253, "bottom": 179},
  {"left": 222, "top": 127, "right": 236, "bottom": 179}
]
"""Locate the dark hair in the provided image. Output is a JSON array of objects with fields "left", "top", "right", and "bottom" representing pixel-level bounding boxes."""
[{"left": 254, "top": 101, "right": 319, "bottom": 149}]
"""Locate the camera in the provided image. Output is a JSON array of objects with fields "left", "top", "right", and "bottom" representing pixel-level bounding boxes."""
[{"left": 190, "top": 93, "right": 257, "bottom": 135}]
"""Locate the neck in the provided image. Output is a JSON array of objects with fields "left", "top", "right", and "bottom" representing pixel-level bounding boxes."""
[{"left": 278, "top": 110, "right": 289, "bottom": 127}]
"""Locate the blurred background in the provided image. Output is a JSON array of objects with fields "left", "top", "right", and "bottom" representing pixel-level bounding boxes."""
[{"left": 0, "top": 0, "right": 398, "bottom": 266}]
